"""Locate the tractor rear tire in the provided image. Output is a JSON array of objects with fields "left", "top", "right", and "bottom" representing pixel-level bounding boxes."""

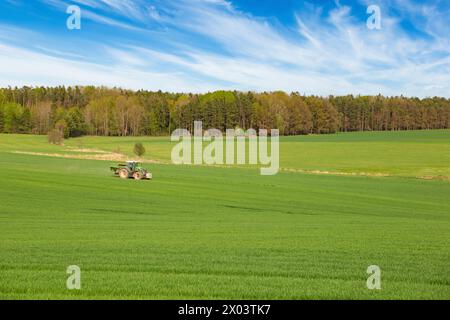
[
  {"left": 119, "top": 169, "right": 129, "bottom": 179},
  {"left": 133, "top": 172, "right": 142, "bottom": 180}
]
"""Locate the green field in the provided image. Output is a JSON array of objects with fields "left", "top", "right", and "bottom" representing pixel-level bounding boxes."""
[{"left": 0, "top": 131, "right": 449, "bottom": 299}]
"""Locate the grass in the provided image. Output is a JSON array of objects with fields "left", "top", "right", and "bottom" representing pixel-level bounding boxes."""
[
  {"left": 50, "top": 130, "right": 450, "bottom": 177},
  {"left": 1, "top": 130, "right": 449, "bottom": 177},
  {"left": 0, "top": 130, "right": 449, "bottom": 299}
]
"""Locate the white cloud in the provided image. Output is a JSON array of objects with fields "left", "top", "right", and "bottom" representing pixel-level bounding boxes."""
[
  {"left": 105, "top": 47, "right": 148, "bottom": 66},
  {"left": 149, "top": 0, "right": 450, "bottom": 96},
  {"left": 1, "top": 0, "right": 449, "bottom": 97},
  {"left": 0, "top": 43, "right": 216, "bottom": 92}
]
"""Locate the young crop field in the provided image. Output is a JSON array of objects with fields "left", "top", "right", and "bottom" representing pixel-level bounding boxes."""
[{"left": 0, "top": 130, "right": 449, "bottom": 299}]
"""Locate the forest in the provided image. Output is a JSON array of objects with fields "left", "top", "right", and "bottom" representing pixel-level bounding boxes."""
[{"left": 0, "top": 86, "right": 448, "bottom": 138}]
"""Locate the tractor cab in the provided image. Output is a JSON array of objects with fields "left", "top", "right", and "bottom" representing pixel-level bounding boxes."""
[{"left": 126, "top": 161, "right": 139, "bottom": 171}]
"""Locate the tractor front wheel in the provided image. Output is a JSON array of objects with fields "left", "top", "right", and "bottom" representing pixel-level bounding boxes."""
[
  {"left": 133, "top": 172, "right": 142, "bottom": 180},
  {"left": 119, "top": 169, "right": 129, "bottom": 179}
]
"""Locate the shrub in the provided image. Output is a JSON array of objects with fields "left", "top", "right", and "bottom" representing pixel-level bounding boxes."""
[
  {"left": 48, "top": 129, "right": 64, "bottom": 145},
  {"left": 134, "top": 143, "right": 145, "bottom": 157}
]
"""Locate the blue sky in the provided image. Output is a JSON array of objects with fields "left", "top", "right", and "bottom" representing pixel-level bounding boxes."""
[{"left": 0, "top": 0, "right": 449, "bottom": 97}]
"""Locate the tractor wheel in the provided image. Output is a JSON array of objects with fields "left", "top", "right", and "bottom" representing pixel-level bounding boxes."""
[
  {"left": 119, "top": 169, "right": 129, "bottom": 179},
  {"left": 133, "top": 172, "right": 142, "bottom": 180}
]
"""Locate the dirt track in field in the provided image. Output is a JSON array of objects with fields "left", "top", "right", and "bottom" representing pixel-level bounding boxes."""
[
  {"left": 12, "top": 151, "right": 166, "bottom": 164},
  {"left": 11, "top": 150, "right": 450, "bottom": 181}
]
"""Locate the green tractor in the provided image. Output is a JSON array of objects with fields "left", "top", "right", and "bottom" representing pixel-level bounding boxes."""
[{"left": 111, "top": 161, "right": 152, "bottom": 180}]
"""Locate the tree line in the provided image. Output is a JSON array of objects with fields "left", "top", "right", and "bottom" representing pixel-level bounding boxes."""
[{"left": 0, "top": 86, "right": 448, "bottom": 138}]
